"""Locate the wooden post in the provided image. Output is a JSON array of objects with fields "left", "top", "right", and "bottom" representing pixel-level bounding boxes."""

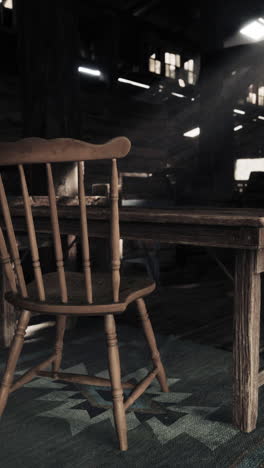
[{"left": 233, "top": 249, "right": 261, "bottom": 432}]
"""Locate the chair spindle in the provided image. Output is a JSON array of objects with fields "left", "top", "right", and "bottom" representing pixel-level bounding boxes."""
[
  {"left": 110, "top": 158, "right": 120, "bottom": 303},
  {"left": 0, "top": 228, "right": 17, "bottom": 293},
  {"left": 0, "top": 175, "right": 27, "bottom": 297},
  {"left": 18, "top": 164, "right": 45, "bottom": 301},
  {"left": 0, "top": 137, "right": 169, "bottom": 452},
  {"left": 46, "top": 163, "right": 68, "bottom": 303},
  {"left": 77, "top": 161, "right": 92, "bottom": 303}
]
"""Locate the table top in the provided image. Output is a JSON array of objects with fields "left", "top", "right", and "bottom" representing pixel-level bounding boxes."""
[
  {"left": 92, "top": 207, "right": 264, "bottom": 227},
  {"left": 8, "top": 196, "right": 264, "bottom": 228}
]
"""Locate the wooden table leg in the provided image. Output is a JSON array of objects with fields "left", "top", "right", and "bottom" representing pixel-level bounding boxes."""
[
  {"left": 0, "top": 263, "right": 17, "bottom": 348},
  {"left": 233, "top": 249, "right": 261, "bottom": 432}
]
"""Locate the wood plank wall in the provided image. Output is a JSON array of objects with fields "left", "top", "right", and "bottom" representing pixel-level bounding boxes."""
[{"left": 0, "top": 72, "right": 202, "bottom": 202}]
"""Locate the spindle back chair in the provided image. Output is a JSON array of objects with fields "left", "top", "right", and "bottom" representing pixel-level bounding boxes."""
[{"left": 0, "top": 137, "right": 168, "bottom": 451}]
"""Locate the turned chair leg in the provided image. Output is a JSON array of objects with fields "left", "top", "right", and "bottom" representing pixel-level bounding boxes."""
[
  {"left": 136, "top": 298, "right": 169, "bottom": 393},
  {"left": 52, "top": 315, "right": 67, "bottom": 374},
  {"left": 0, "top": 309, "right": 31, "bottom": 417},
  {"left": 104, "top": 314, "right": 127, "bottom": 451}
]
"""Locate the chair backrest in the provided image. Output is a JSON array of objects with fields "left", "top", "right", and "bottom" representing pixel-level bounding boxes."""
[{"left": 0, "top": 137, "right": 131, "bottom": 304}]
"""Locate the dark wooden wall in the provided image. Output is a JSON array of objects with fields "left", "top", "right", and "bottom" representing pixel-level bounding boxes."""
[{"left": 1, "top": 2, "right": 264, "bottom": 205}]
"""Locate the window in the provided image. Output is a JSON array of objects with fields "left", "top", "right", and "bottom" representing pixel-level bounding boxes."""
[
  {"left": 165, "top": 52, "right": 181, "bottom": 67},
  {"left": 165, "top": 64, "right": 176, "bottom": 79},
  {"left": 2, "top": 0, "right": 13, "bottom": 8},
  {"left": 247, "top": 84, "right": 257, "bottom": 104},
  {"left": 184, "top": 59, "right": 194, "bottom": 71},
  {"left": 164, "top": 52, "right": 180, "bottom": 79},
  {"left": 184, "top": 59, "right": 195, "bottom": 85},
  {"left": 258, "top": 86, "right": 264, "bottom": 105},
  {"left": 149, "top": 54, "right": 161, "bottom": 75},
  {"left": 234, "top": 158, "right": 264, "bottom": 180},
  {"left": 0, "top": 0, "right": 13, "bottom": 28},
  {"left": 245, "top": 84, "right": 264, "bottom": 105}
]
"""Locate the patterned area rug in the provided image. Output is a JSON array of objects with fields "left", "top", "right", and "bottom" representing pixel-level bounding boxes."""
[{"left": 1, "top": 322, "right": 264, "bottom": 468}]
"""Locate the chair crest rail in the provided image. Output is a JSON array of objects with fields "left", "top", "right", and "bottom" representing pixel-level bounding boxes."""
[{"left": 0, "top": 136, "right": 131, "bottom": 165}]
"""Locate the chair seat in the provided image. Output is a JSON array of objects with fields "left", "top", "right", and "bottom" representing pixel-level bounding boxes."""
[{"left": 5, "top": 272, "right": 156, "bottom": 316}]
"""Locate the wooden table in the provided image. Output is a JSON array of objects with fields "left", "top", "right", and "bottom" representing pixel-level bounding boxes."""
[{"left": 3, "top": 203, "right": 264, "bottom": 434}]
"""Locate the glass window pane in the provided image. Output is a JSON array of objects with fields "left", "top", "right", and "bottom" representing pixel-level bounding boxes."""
[
  {"left": 258, "top": 86, "right": 264, "bottom": 105},
  {"left": 149, "top": 58, "right": 155, "bottom": 73},
  {"left": 188, "top": 71, "right": 194, "bottom": 84},
  {"left": 170, "top": 66, "right": 176, "bottom": 79},
  {"left": 171, "top": 54, "right": 176, "bottom": 66},
  {"left": 155, "top": 60, "right": 161, "bottom": 74},
  {"left": 189, "top": 59, "right": 194, "bottom": 71}
]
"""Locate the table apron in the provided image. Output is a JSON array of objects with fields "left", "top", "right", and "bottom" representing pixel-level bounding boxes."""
[{"left": 5, "top": 217, "right": 262, "bottom": 250}]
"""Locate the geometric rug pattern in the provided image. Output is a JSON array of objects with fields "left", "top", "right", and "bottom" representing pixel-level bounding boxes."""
[
  {"left": 28, "top": 366, "right": 238, "bottom": 451},
  {"left": 1, "top": 322, "right": 264, "bottom": 467}
]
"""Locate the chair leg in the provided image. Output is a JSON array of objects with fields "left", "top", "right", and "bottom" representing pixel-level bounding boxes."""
[
  {"left": 136, "top": 298, "right": 169, "bottom": 393},
  {"left": 104, "top": 314, "right": 127, "bottom": 451},
  {"left": 0, "top": 309, "right": 31, "bottom": 417},
  {"left": 52, "top": 315, "right": 67, "bottom": 374}
]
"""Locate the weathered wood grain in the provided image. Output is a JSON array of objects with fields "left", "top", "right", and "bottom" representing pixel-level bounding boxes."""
[
  {"left": 78, "top": 162, "right": 93, "bottom": 303},
  {"left": 233, "top": 249, "right": 261, "bottom": 432},
  {"left": 46, "top": 163, "right": 68, "bottom": 304},
  {"left": 36, "top": 371, "right": 134, "bottom": 389},
  {"left": 0, "top": 137, "right": 131, "bottom": 165},
  {"left": 258, "top": 369, "right": 264, "bottom": 388},
  {"left": 111, "top": 159, "right": 121, "bottom": 302},
  {"left": 0, "top": 176, "right": 28, "bottom": 297},
  {"left": 0, "top": 309, "right": 31, "bottom": 416},
  {"left": 124, "top": 368, "right": 159, "bottom": 410},
  {"left": 10, "top": 204, "right": 264, "bottom": 227},
  {"left": 136, "top": 298, "right": 169, "bottom": 393},
  {"left": 0, "top": 263, "right": 17, "bottom": 348},
  {"left": 10, "top": 354, "right": 56, "bottom": 392},
  {"left": 8, "top": 202, "right": 264, "bottom": 226},
  {"left": 105, "top": 314, "right": 127, "bottom": 451},
  {"left": 19, "top": 165, "right": 45, "bottom": 301},
  {"left": 2, "top": 214, "right": 261, "bottom": 250},
  {"left": 255, "top": 248, "right": 264, "bottom": 274}
]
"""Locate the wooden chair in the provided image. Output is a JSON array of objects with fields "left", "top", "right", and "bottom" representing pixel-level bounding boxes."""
[{"left": 0, "top": 136, "right": 168, "bottom": 451}]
